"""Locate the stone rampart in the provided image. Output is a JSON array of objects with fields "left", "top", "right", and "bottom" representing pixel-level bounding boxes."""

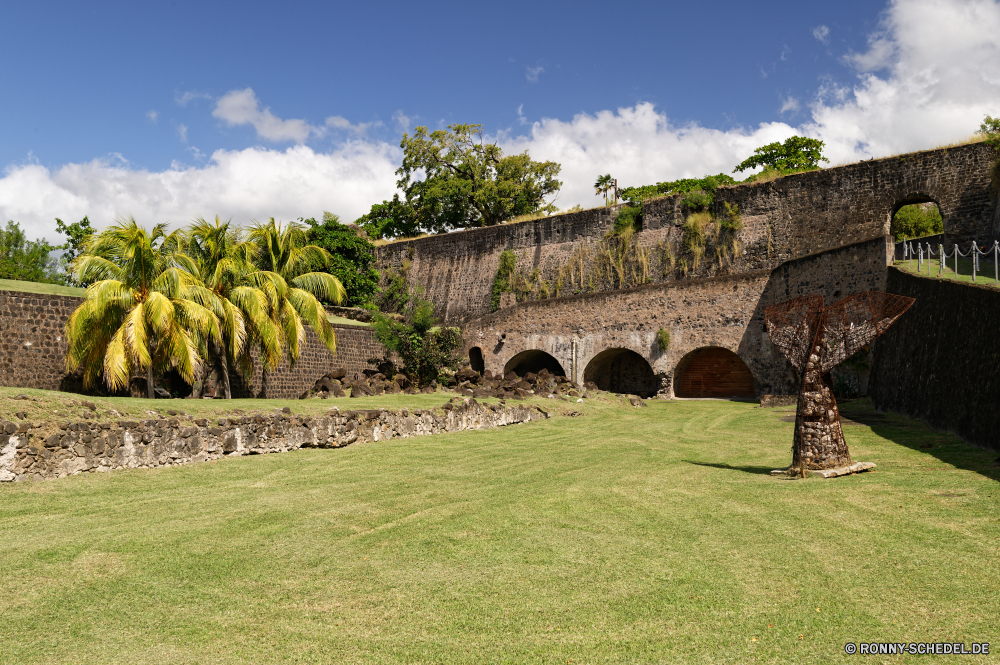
[
  {"left": 0, "top": 399, "right": 548, "bottom": 482},
  {"left": 377, "top": 142, "right": 996, "bottom": 323},
  {"left": 869, "top": 267, "right": 1000, "bottom": 451},
  {"left": 0, "top": 287, "right": 385, "bottom": 398},
  {"left": 462, "top": 236, "right": 891, "bottom": 398}
]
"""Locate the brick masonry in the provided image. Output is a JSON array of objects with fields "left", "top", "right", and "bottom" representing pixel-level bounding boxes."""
[
  {"left": 377, "top": 142, "right": 997, "bottom": 324},
  {"left": 461, "top": 237, "right": 890, "bottom": 398},
  {"left": 0, "top": 287, "right": 386, "bottom": 400},
  {"left": 869, "top": 267, "right": 1000, "bottom": 451}
]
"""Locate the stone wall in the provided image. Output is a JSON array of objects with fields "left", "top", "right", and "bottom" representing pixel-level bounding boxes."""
[
  {"left": 0, "top": 287, "right": 386, "bottom": 399},
  {"left": 0, "top": 398, "right": 548, "bottom": 482},
  {"left": 377, "top": 142, "right": 995, "bottom": 323},
  {"left": 462, "top": 237, "right": 891, "bottom": 398},
  {"left": 869, "top": 267, "right": 1000, "bottom": 451},
  {"left": 231, "top": 324, "right": 387, "bottom": 399},
  {"left": 0, "top": 291, "right": 81, "bottom": 391}
]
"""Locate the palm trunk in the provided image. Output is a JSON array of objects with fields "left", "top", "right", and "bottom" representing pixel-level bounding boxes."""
[
  {"left": 147, "top": 364, "right": 154, "bottom": 400},
  {"left": 210, "top": 340, "right": 232, "bottom": 399}
]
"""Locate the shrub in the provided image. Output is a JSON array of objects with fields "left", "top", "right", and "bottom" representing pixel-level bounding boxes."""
[
  {"left": 490, "top": 250, "right": 519, "bottom": 312},
  {"left": 613, "top": 205, "right": 642, "bottom": 233},
  {"left": 682, "top": 212, "right": 711, "bottom": 269},
  {"left": 656, "top": 328, "right": 670, "bottom": 352},
  {"left": 369, "top": 297, "right": 462, "bottom": 387},
  {"left": 891, "top": 204, "right": 942, "bottom": 241}
]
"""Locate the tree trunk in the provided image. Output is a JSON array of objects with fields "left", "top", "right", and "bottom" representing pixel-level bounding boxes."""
[
  {"left": 211, "top": 340, "right": 231, "bottom": 399},
  {"left": 146, "top": 364, "right": 154, "bottom": 400},
  {"left": 790, "top": 368, "right": 851, "bottom": 473}
]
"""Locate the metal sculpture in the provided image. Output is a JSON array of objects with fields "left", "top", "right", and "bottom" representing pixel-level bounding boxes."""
[{"left": 765, "top": 292, "right": 915, "bottom": 477}]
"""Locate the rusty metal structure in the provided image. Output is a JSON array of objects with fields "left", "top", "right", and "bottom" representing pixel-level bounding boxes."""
[{"left": 765, "top": 292, "right": 915, "bottom": 475}]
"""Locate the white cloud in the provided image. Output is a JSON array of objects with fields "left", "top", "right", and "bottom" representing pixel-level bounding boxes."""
[
  {"left": 813, "top": 25, "right": 831, "bottom": 44},
  {"left": 780, "top": 45, "right": 792, "bottom": 61},
  {"left": 175, "top": 90, "right": 212, "bottom": 107},
  {"left": 0, "top": 143, "right": 401, "bottom": 242},
  {"left": 780, "top": 96, "right": 801, "bottom": 114},
  {"left": 146, "top": 110, "right": 158, "bottom": 123},
  {"left": 177, "top": 124, "right": 188, "bottom": 143},
  {"left": 213, "top": 88, "right": 320, "bottom": 143},
  {"left": 526, "top": 65, "right": 544, "bottom": 83},
  {"left": 324, "top": 115, "right": 375, "bottom": 135},
  {"left": 3, "top": 0, "right": 999, "bottom": 238}
]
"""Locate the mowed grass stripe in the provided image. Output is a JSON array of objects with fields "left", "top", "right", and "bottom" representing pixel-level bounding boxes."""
[{"left": 0, "top": 398, "right": 997, "bottom": 663}]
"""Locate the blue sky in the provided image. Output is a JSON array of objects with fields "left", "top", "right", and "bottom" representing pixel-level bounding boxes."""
[{"left": 2, "top": 0, "right": 999, "bottom": 240}]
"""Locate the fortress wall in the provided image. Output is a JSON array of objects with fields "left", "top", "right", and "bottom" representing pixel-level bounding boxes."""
[
  {"left": 378, "top": 142, "right": 996, "bottom": 323},
  {"left": 870, "top": 267, "right": 1000, "bottom": 451}
]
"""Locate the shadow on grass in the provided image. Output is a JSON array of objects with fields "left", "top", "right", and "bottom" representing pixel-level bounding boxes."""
[
  {"left": 839, "top": 399, "right": 1000, "bottom": 483},
  {"left": 683, "top": 461, "right": 776, "bottom": 475}
]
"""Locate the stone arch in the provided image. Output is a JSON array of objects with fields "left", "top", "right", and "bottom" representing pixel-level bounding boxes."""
[
  {"left": 584, "top": 348, "right": 658, "bottom": 396},
  {"left": 888, "top": 192, "right": 943, "bottom": 238},
  {"left": 468, "top": 346, "right": 485, "bottom": 374},
  {"left": 674, "top": 347, "right": 756, "bottom": 399},
  {"left": 504, "top": 349, "right": 566, "bottom": 377}
]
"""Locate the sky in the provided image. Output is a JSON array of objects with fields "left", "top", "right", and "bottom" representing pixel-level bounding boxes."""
[{"left": 2, "top": 0, "right": 1000, "bottom": 242}]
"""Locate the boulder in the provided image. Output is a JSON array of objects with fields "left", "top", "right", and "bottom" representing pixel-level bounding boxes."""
[
  {"left": 504, "top": 371, "right": 518, "bottom": 382},
  {"left": 454, "top": 368, "right": 481, "bottom": 384},
  {"left": 327, "top": 367, "right": 347, "bottom": 380},
  {"left": 393, "top": 373, "right": 410, "bottom": 389}
]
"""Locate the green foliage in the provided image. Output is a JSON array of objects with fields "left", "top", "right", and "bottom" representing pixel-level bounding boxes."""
[
  {"left": 891, "top": 204, "right": 942, "bottom": 241},
  {"left": 720, "top": 202, "right": 743, "bottom": 233},
  {"left": 354, "top": 195, "right": 419, "bottom": 241},
  {"left": 0, "top": 221, "right": 63, "bottom": 284},
  {"left": 733, "top": 135, "right": 829, "bottom": 174},
  {"left": 490, "top": 250, "right": 519, "bottom": 312},
  {"left": 303, "top": 212, "right": 379, "bottom": 307},
  {"left": 369, "top": 298, "right": 462, "bottom": 387},
  {"left": 368, "top": 123, "right": 562, "bottom": 239},
  {"left": 977, "top": 114, "right": 1000, "bottom": 150},
  {"left": 619, "top": 174, "right": 736, "bottom": 206},
  {"left": 54, "top": 216, "right": 95, "bottom": 285},
  {"left": 682, "top": 212, "right": 711, "bottom": 270},
  {"left": 656, "top": 328, "right": 670, "bottom": 352},
  {"left": 613, "top": 205, "right": 642, "bottom": 233}
]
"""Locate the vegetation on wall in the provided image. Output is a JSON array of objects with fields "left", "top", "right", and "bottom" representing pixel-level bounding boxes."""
[
  {"left": 891, "top": 203, "right": 943, "bottom": 241},
  {"left": 618, "top": 174, "right": 737, "bottom": 206},
  {"left": 613, "top": 205, "right": 642, "bottom": 233},
  {"left": 369, "top": 298, "right": 462, "bottom": 387},
  {"left": 656, "top": 328, "right": 670, "bottom": 352}
]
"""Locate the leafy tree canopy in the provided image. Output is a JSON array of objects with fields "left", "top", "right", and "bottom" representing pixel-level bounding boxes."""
[
  {"left": 891, "top": 203, "right": 942, "bottom": 241},
  {"left": 978, "top": 114, "right": 1000, "bottom": 150},
  {"left": 733, "top": 135, "right": 829, "bottom": 174},
  {"left": 55, "top": 216, "right": 95, "bottom": 285},
  {"left": 358, "top": 124, "right": 562, "bottom": 239},
  {"left": 0, "top": 221, "right": 63, "bottom": 284},
  {"left": 303, "top": 212, "right": 379, "bottom": 307}
]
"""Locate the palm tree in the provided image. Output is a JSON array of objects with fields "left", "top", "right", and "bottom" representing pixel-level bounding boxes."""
[
  {"left": 247, "top": 219, "right": 346, "bottom": 389},
  {"left": 65, "top": 217, "right": 222, "bottom": 398},
  {"left": 594, "top": 174, "right": 614, "bottom": 206},
  {"left": 184, "top": 216, "right": 282, "bottom": 398}
]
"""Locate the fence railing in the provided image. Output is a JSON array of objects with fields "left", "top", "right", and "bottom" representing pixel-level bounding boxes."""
[{"left": 897, "top": 238, "right": 1000, "bottom": 285}]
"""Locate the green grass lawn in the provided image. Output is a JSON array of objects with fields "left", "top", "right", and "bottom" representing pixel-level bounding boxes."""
[
  {"left": 1, "top": 397, "right": 997, "bottom": 663},
  {"left": 895, "top": 255, "right": 1000, "bottom": 289},
  {"left": 0, "top": 278, "right": 86, "bottom": 297}
]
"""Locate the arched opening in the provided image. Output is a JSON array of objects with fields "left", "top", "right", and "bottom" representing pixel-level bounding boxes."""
[
  {"left": 890, "top": 195, "right": 942, "bottom": 241},
  {"left": 584, "top": 348, "right": 658, "bottom": 396},
  {"left": 503, "top": 349, "right": 565, "bottom": 377},
  {"left": 675, "top": 347, "right": 755, "bottom": 399},
  {"left": 468, "top": 346, "right": 485, "bottom": 374}
]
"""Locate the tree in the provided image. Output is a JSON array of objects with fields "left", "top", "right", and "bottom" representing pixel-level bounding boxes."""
[
  {"left": 733, "top": 136, "right": 829, "bottom": 175},
  {"left": 359, "top": 124, "right": 562, "bottom": 239},
  {"left": 65, "top": 217, "right": 221, "bottom": 398},
  {"left": 369, "top": 297, "right": 462, "bottom": 387},
  {"left": 353, "top": 195, "right": 420, "bottom": 241},
  {"left": 184, "top": 216, "right": 282, "bottom": 398},
  {"left": 0, "top": 221, "right": 63, "bottom": 283},
  {"left": 54, "top": 216, "right": 95, "bottom": 285},
  {"left": 594, "top": 174, "right": 614, "bottom": 206},
  {"left": 247, "top": 219, "right": 346, "bottom": 375},
  {"left": 978, "top": 114, "right": 1000, "bottom": 149},
  {"left": 303, "top": 212, "right": 379, "bottom": 307}
]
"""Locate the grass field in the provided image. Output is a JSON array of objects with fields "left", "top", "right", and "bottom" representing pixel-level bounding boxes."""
[
  {"left": 895, "top": 256, "right": 1000, "bottom": 289},
  {"left": 1, "top": 397, "right": 997, "bottom": 663},
  {"left": 0, "top": 278, "right": 85, "bottom": 297}
]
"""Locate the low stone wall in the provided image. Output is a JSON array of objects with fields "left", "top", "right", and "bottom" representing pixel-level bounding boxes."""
[
  {"left": 869, "top": 267, "right": 1000, "bottom": 451},
  {"left": 0, "top": 399, "right": 548, "bottom": 482}
]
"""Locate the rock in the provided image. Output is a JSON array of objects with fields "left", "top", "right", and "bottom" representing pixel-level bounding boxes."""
[
  {"left": 628, "top": 395, "right": 647, "bottom": 408},
  {"left": 504, "top": 371, "right": 518, "bottom": 382},
  {"left": 333, "top": 389, "right": 346, "bottom": 398},
  {"left": 299, "top": 391, "right": 309, "bottom": 400},
  {"left": 327, "top": 367, "right": 347, "bottom": 380},
  {"left": 15, "top": 411, "right": 27, "bottom": 420},
  {"left": 282, "top": 406, "right": 291, "bottom": 414},
  {"left": 392, "top": 374, "right": 409, "bottom": 389},
  {"left": 420, "top": 386, "right": 436, "bottom": 394},
  {"left": 454, "top": 368, "right": 481, "bottom": 384},
  {"left": 82, "top": 401, "right": 97, "bottom": 411}
]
